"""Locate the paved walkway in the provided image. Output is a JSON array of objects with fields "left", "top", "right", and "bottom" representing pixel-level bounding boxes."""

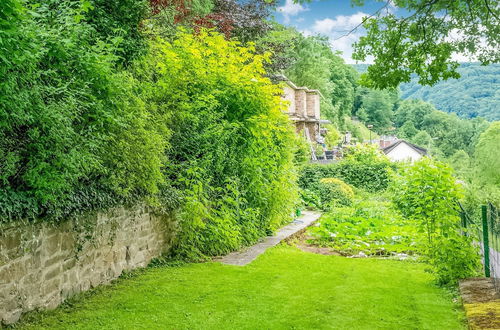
[{"left": 219, "top": 211, "right": 322, "bottom": 266}]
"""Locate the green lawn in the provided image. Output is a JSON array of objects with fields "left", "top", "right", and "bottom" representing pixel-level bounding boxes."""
[{"left": 17, "top": 246, "right": 464, "bottom": 329}]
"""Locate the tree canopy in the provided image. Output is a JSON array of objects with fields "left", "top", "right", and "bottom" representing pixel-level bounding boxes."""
[{"left": 350, "top": 0, "right": 500, "bottom": 89}]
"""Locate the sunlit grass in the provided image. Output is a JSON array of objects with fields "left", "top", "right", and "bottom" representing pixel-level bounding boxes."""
[{"left": 17, "top": 245, "right": 465, "bottom": 329}]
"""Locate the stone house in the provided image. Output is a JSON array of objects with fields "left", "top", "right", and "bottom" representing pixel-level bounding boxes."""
[{"left": 281, "top": 78, "right": 327, "bottom": 144}]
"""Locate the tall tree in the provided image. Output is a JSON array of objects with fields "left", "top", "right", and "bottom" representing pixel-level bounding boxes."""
[{"left": 474, "top": 122, "right": 500, "bottom": 186}]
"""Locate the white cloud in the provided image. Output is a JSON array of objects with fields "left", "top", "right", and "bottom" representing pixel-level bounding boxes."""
[
  {"left": 277, "top": 0, "right": 309, "bottom": 24},
  {"left": 312, "top": 12, "right": 368, "bottom": 35},
  {"left": 308, "top": 12, "right": 369, "bottom": 63}
]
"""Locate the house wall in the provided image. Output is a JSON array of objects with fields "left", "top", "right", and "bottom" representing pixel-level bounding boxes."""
[
  {"left": 294, "top": 90, "right": 307, "bottom": 117},
  {"left": 306, "top": 92, "right": 320, "bottom": 119},
  {"left": 0, "top": 206, "right": 176, "bottom": 324},
  {"left": 386, "top": 143, "right": 423, "bottom": 162},
  {"left": 282, "top": 86, "right": 296, "bottom": 114},
  {"left": 305, "top": 122, "right": 319, "bottom": 142}
]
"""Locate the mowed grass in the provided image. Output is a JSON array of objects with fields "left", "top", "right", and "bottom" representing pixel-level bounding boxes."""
[{"left": 17, "top": 245, "right": 465, "bottom": 330}]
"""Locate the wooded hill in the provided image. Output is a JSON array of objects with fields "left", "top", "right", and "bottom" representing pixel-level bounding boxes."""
[{"left": 354, "top": 63, "right": 500, "bottom": 121}]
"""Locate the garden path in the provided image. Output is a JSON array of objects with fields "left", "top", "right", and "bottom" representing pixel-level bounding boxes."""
[{"left": 218, "top": 210, "right": 321, "bottom": 266}]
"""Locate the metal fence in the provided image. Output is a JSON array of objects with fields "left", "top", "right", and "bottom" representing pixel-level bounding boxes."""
[{"left": 460, "top": 202, "right": 500, "bottom": 291}]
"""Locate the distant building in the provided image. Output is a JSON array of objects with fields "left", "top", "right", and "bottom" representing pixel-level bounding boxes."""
[
  {"left": 377, "top": 135, "right": 399, "bottom": 148},
  {"left": 382, "top": 140, "right": 427, "bottom": 162},
  {"left": 281, "top": 78, "right": 329, "bottom": 144}
]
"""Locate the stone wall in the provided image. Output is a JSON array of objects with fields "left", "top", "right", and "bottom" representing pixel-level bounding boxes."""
[{"left": 0, "top": 206, "right": 176, "bottom": 324}]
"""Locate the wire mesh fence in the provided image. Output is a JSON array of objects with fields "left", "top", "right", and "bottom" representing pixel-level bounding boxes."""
[{"left": 459, "top": 202, "right": 500, "bottom": 292}]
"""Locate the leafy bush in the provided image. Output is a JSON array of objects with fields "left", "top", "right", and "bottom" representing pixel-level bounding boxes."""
[
  {"left": 392, "top": 158, "right": 481, "bottom": 285},
  {"left": 318, "top": 178, "right": 354, "bottom": 207},
  {"left": 0, "top": 0, "right": 168, "bottom": 221},
  {"left": 299, "top": 189, "right": 321, "bottom": 209},
  {"left": 1, "top": 3, "right": 298, "bottom": 263},
  {"left": 133, "top": 30, "right": 298, "bottom": 259},
  {"left": 85, "top": 0, "right": 149, "bottom": 65}
]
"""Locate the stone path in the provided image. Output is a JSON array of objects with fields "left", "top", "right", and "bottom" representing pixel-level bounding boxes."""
[{"left": 219, "top": 210, "right": 322, "bottom": 266}]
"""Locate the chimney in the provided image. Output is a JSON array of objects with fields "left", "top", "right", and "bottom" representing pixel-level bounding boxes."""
[
  {"left": 294, "top": 89, "right": 307, "bottom": 117},
  {"left": 306, "top": 91, "right": 320, "bottom": 119}
]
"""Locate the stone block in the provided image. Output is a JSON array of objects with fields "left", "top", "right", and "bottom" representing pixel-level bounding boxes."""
[
  {"left": 42, "top": 277, "right": 61, "bottom": 297},
  {"left": 62, "top": 258, "right": 76, "bottom": 271},
  {"left": 43, "top": 264, "right": 62, "bottom": 281},
  {"left": 42, "top": 233, "right": 61, "bottom": 256},
  {"left": 2, "top": 308, "right": 22, "bottom": 325},
  {"left": 43, "top": 253, "right": 65, "bottom": 268}
]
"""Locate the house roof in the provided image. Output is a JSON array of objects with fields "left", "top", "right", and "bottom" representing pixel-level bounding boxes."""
[{"left": 382, "top": 140, "right": 427, "bottom": 155}]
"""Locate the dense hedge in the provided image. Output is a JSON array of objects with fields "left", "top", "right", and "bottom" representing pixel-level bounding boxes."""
[
  {"left": 1, "top": 0, "right": 166, "bottom": 220},
  {"left": 299, "top": 145, "right": 395, "bottom": 193},
  {"left": 0, "top": 1, "right": 299, "bottom": 259},
  {"left": 134, "top": 32, "right": 299, "bottom": 259},
  {"left": 299, "top": 162, "right": 394, "bottom": 193}
]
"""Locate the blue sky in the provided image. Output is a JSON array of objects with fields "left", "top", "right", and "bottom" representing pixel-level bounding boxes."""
[
  {"left": 272, "top": 0, "right": 472, "bottom": 64},
  {"left": 272, "top": 0, "right": 395, "bottom": 63}
]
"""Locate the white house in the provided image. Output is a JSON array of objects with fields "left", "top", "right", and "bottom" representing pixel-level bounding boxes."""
[{"left": 382, "top": 140, "right": 427, "bottom": 162}]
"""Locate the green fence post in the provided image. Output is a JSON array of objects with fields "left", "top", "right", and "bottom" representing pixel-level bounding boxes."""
[{"left": 482, "top": 205, "right": 491, "bottom": 277}]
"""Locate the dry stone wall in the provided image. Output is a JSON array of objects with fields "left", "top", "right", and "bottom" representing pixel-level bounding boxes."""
[{"left": 0, "top": 206, "right": 176, "bottom": 324}]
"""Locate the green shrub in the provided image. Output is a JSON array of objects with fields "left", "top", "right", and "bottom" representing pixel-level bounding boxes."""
[
  {"left": 0, "top": 0, "right": 169, "bottom": 221},
  {"left": 133, "top": 30, "right": 298, "bottom": 259},
  {"left": 298, "top": 144, "right": 394, "bottom": 194},
  {"left": 299, "top": 189, "right": 321, "bottom": 209},
  {"left": 392, "top": 158, "right": 481, "bottom": 285},
  {"left": 318, "top": 178, "right": 354, "bottom": 207}
]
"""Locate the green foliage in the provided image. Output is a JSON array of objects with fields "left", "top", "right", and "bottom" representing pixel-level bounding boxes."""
[
  {"left": 85, "top": 0, "right": 149, "bottom": 65},
  {"left": 0, "top": 4, "right": 299, "bottom": 262},
  {"left": 395, "top": 99, "right": 434, "bottom": 129},
  {"left": 309, "top": 196, "right": 419, "bottom": 256},
  {"left": 298, "top": 144, "right": 394, "bottom": 194},
  {"left": 323, "top": 124, "right": 341, "bottom": 148},
  {"left": 337, "top": 144, "right": 394, "bottom": 191},
  {"left": 394, "top": 98, "right": 489, "bottom": 157},
  {"left": 410, "top": 131, "right": 433, "bottom": 150},
  {"left": 397, "top": 121, "right": 418, "bottom": 140},
  {"left": 0, "top": 0, "right": 168, "bottom": 221},
  {"left": 421, "top": 234, "right": 480, "bottom": 286},
  {"left": 318, "top": 178, "right": 354, "bottom": 208},
  {"left": 400, "top": 63, "right": 500, "bottom": 121},
  {"left": 343, "top": 117, "right": 379, "bottom": 143},
  {"left": 392, "top": 158, "right": 480, "bottom": 285},
  {"left": 134, "top": 31, "right": 298, "bottom": 259},
  {"left": 474, "top": 122, "right": 500, "bottom": 186},
  {"left": 353, "top": 87, "right": 397, "bottom": 133},
  {"left": 299, "top": 188, "right": 321, "bottom": 209},
  {"left": 352, "top": 1, "right": 499, "bottom": 88},
  {"left": 448, "top": 150, "right": 472, "bottom": 179}
]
